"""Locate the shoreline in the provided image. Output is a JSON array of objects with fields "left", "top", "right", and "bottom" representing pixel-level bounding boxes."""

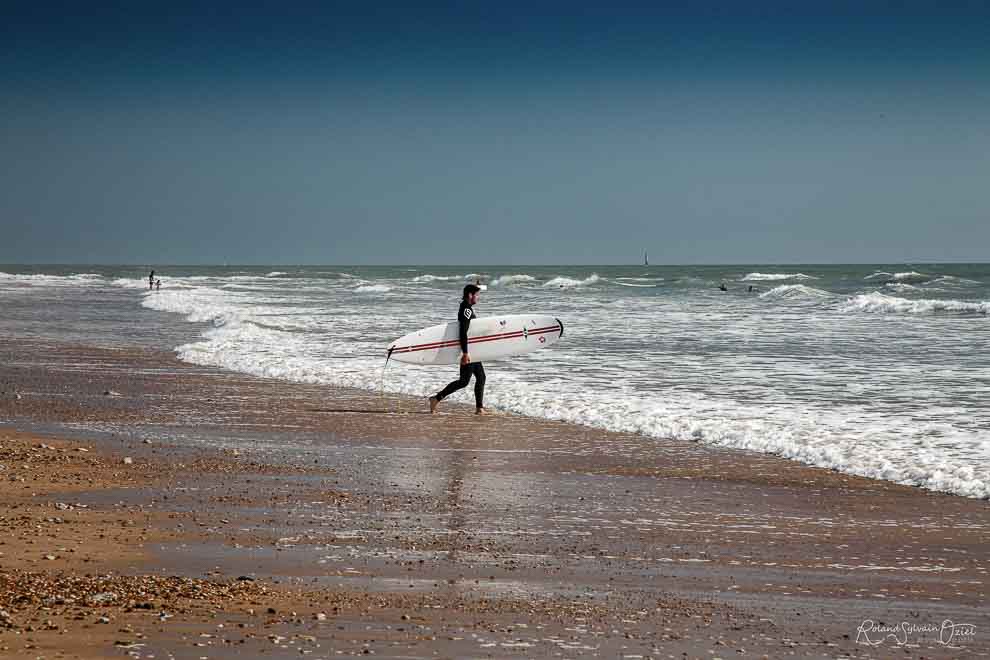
[{"left": 0, "top": 338, "right": 987, "bottom": 658}]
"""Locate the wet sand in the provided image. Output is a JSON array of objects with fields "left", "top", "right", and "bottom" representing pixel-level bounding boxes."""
[{"left": 0, "top": 338, "right": 987, "bottom": 658}]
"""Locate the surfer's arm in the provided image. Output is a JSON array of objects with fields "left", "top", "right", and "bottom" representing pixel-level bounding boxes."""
[{"left": 458, "top": 307, "right": 472, "bottom": 357}]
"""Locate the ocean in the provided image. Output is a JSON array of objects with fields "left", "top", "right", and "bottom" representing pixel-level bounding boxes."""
[{"left": 1, "top": 264, "right": 988, "bottom": 499}]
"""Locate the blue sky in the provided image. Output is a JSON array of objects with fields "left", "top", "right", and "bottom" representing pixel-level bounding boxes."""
[{"left": 2, "top": 2, "right": 988, "bottom": 264}]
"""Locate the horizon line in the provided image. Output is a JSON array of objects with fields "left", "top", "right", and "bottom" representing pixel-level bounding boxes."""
[{"left": 2, "top": 261, "right": 988, "bottom": 268}]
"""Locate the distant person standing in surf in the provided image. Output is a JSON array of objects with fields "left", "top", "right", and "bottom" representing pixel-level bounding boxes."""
[
  {"left": 148, "top": 270, "right": 155, "bottom": 290},
  {"left": 429, "top": 284, "right": 487, "bottom": 415}
]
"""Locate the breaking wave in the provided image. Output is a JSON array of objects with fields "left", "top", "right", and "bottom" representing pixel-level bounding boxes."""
[
  {"left": 931, "top": 275, "right": 981, "bottom": 286},
  {"left": 865, "top": 271, "right": 932, "bottom": 284},
  {"left": 759, "top": 284, "right": 833, "bottom": 301},
  {"left": 842, "top": 292, "right": 989, "bottom": 315},
  {"left": 742, "top": 272, "right": 817, "bottom": 281},
  {"left": 412, "top": 274, "right": 460, "bottom": 283},
  {"left": 543, "top": 274, "right": 601, "bottom": 289},
  {"left": 490, "top": 274, "right": 537, "bottom": 287}
]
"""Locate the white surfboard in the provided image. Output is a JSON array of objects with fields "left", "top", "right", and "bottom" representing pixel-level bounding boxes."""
[{"left": 387, "top": 314, "right": 564, "bottom": 365}]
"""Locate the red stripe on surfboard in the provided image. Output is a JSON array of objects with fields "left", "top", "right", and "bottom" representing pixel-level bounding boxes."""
[
  {"left": 392, "top": 325, "right": 560, "bottom": 355},
  {"left": 392, "top": 332, "right": 560, "bottom": 355}
]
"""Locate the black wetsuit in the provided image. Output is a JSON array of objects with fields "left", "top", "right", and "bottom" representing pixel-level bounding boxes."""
[{"left": 434, "top": 300, "right": 486, "bottom": 408}]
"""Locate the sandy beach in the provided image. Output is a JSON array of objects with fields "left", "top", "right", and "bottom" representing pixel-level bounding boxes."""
[{"left": 0, "top": 337, "right": 987, "bottom": 659}]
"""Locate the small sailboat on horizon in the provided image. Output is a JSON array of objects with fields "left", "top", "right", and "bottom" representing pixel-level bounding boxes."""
[{"left": 644, "top": 250, "right": 649, "bottom": 266}]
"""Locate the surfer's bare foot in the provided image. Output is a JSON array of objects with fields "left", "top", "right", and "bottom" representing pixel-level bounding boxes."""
[
  {"left": 429, "top": 396, "right": 439, "bottom": 414},
  {"left": 475, "top": 407, "right": 489, "bottom": 415}
]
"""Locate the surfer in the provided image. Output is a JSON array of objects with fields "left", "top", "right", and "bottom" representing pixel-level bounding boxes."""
[
  {"left": 429, "top": 284, "right": 487, "bottom": 415},
  {"left": 148, "top": 270, "right": 155, "bottom": 290}
]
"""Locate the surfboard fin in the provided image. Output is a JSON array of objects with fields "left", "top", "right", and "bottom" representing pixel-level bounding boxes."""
[{"left": 556, "top": 318, "right": 564, "bottom": 337}]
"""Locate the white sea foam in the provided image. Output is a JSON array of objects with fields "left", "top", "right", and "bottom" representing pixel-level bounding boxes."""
[
  {"left": 111, "top": 278, "right": 151, "bottom": 289},
  {"left": 759, "top": 284, "right": 833, "bottom": 301},
  {"left": 411, "top": 274, "right": 460, "bottom": 283},
  {"left": 490, "top": 274, "right": 537, "bottom": 287},
  {"left": 842, "top": 292, "right": 989, "bottom": 315},
  {"left": 0, "top": 272, "right": 104, "bottom": 286},
  {"left": 266, "top": 271, "right": 288, "bottom": 277},
  {"left": 137, "top": 286, "right": 331, "bottom": 333},
  {"left": 884, "top": 282, "right": 922, "bottom": 293},
  {"left": 543, "top": 274, "right": 601, "bottom": 288},
  {"left": 354, "top": 284, "right": 392, "bottom": 293},
  {"left": 742, "top": 272, "right": 817, "bottom": 281},
  {"left": 140, "top": 286, "right": 247, "bottom": 324},
  {"left": 487, "top": 382, "right": 989, "bottom": 500}
]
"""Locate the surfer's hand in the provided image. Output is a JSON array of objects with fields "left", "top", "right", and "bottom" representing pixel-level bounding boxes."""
[{"left": 460, "top": 353, "right": 471, "bottom": 366}]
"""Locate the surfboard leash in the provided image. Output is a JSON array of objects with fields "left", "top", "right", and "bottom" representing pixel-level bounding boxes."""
[{"left": 381, "top": 346, "right": 395, "bottom": 409}]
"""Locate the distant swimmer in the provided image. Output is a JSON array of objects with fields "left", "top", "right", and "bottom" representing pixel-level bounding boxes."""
[
  {"left": 748, "top": 285, "right": 755, "bottom": 293},
  {"left": 429, "top": 284, "right": 487, "bottom": 415},
  {"left": 148, "top": 270, "right": 155, "bottom": 290},
  {"left": 155, "top": 279, "right": 161, "bottom": 291},
  {"left": 719, "top": 282, "right": 728, "bottom": 292}
]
